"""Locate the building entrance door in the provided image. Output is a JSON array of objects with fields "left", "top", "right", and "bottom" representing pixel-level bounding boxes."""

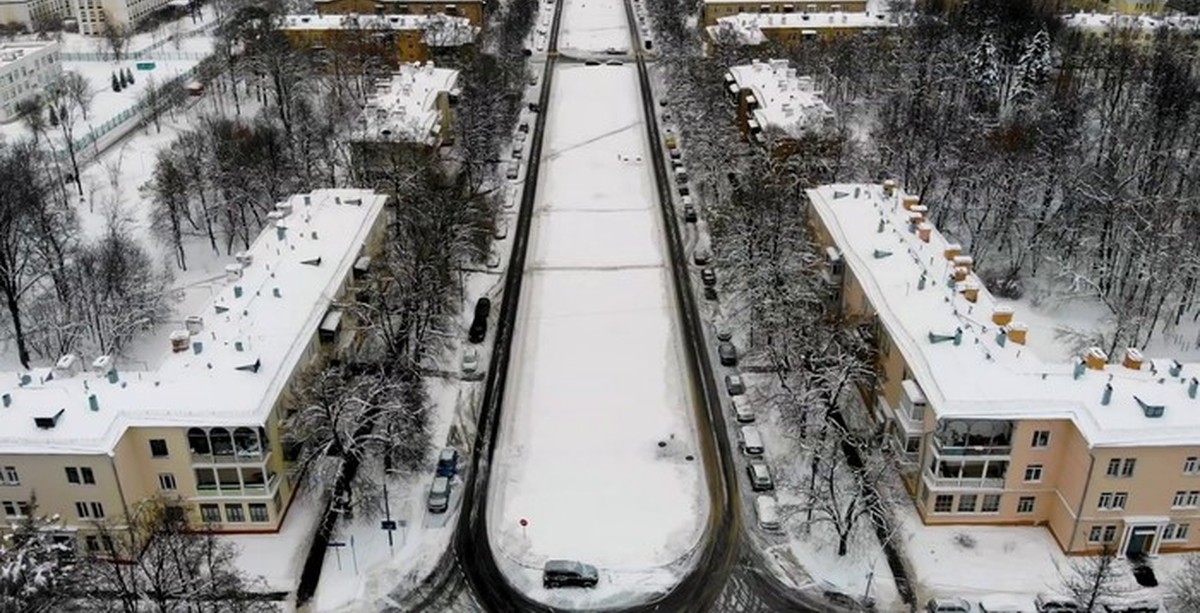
[{"left": 1126, "top": 527, "right": 1157, "bottom": 559}]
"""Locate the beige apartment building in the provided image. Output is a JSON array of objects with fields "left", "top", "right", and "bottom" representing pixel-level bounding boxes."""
[
  {"left": 807, "top": 183, "right": 1200, "bottom": 557},
  {"left": 0, "top": 189, "right": 389, "bottom": 554},
  {"left": 702, "top": 0, "right": 866, "bottom": 27}
]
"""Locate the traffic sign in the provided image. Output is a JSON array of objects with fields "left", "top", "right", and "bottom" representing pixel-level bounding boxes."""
[{"left": 381, "top": 520, "right": 397, "bottom": 530}]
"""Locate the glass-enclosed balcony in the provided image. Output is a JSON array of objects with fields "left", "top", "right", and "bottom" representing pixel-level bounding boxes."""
[
  {"left": 931, "top": 418, "right": 1013, "bottom": 457},
  {"left": 188, "top": 426, "right": 271, "bottom": 464},
  {"left": 925, "top": 455, "right": 1008, "bottom": 489},
  {"left": 194, "top": 466, "right": 280, "bottom": 497}
]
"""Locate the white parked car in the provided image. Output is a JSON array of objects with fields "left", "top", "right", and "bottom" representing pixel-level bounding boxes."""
[{"left": 462, "top": 348, "right": 479, "bottom": 373}]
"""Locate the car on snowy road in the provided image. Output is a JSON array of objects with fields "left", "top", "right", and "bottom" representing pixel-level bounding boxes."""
[
  {"left": 701, "top": 268, "right": 717, "bottom": 287},
  {"left": 724, "top": 374, "right": 745, "bottom": 396},
  {"left": 543, "top": 559, "right": 598, "bottom": 589},
  {"left": 436, "top": 448, "right": 460, "bottom": 478},
  {"left": 746, "top": 461, "right": 774, "bottom": 491},
  {"left": 732, "top": 396, "right": 754, "bottom": 423},
  {"left": 718, "top": 341, "right": 737, "bottom": 366},
  {"left": 427, "top": 476, "right": 451, "bottom": 513}
]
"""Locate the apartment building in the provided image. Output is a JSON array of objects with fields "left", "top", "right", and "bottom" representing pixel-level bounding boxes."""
[
  {"left": 1062, "top": 0, "right": 1167, "bottom": 14},
  {"left": 0, "top": 40, "right": 61, "bottom": 123},
  {"left": 281, "top": 13, "right": 477, "bottom": 65},
  {"left": 350, "top": 62, "right": 459, "bottom": 177},
  {"left": 702, "top": 0, "right": 866, "bottom": 27},
  {"left": 807, "top": 182, "right": 1200, "bottom": 557},
  {"left": 723, "top": 59, "right": 834, "bottom": 148},
  {"left": 72, "top": 0, "right": 171, "bottom": 36},
  {"left": 1062, "top": 12, "right": 1199, "bottom": 39},
  {"left": 314, "top": 0, "right": 486, "bottom": 27},
  {"left": 708, "top": 10, "right": 897, "bottom": 46},
  {"left": 0, "top": 0, "right": 69, "bottom": 31},
  {"left": 0, "top": 189, "right": 389, "bottom": 552}
]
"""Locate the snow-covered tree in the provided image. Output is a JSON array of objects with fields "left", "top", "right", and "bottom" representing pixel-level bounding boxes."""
[
  {"left": 0, "top": 497, "right": 74, "bottom": 613},
  {"left": 1169, "top": 554, "right": 1200, "bottom": 612}
]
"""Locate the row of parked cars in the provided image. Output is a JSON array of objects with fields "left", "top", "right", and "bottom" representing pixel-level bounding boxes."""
[{"left": 928, "top": 593, "right": 1164, "bottom": 613}]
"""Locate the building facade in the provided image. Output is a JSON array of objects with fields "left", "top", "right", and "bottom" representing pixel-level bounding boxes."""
[
  {"left": 708, "top": 10, "right": 897, "bottom": 46},
  {"left": 807, "top": 183, "right": 1200, "bottom": 557},
  {"left": 0, "top": 40, "right": 60, "bottom": 123},
  {"left": 314, "top": 0, "right": 486, "bottom": 27},
  {"left": 280, "top": 13, "right": 477, "bottom": 65},
  {"left": 702, "top": 0, "right": 866, "bottom": 27},
  {"left": 72, "top": 0, "right": 171, "bottom": 36},
  {"left": 350, "top": 62, "right": 459, "bottom": 178},
  {"left": 0, "top": 189, "right": 390, "bottom": 552}
]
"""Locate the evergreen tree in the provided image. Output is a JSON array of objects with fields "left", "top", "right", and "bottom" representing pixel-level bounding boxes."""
[
  {"left": 118, "top": 69, "right": 128, "bottom": 89},
  {"left": 47, "top": 104, "right": 59, "bottom": 127},
  {"left": 124, "top": 67, "right": 134, "bottom": 85},
  {"left": 111, "top": 72, "right": 120, "bottom": 92}
]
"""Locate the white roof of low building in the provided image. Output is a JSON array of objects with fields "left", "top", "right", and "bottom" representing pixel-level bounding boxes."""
[
  {"left": 280, "top": 13, "right": 478, "bottom": 44},
  {"left": 0, "top": 40, "right": 58, "bottom": 69},
  {"left": 0, "top": 189, "right": 388, "bottom": 455},
  {"left": 711, "top": 10, "right": 897, "bottom": 43},
  {"left": 352, "top": 62, "right": 460, "bottom": 146},
  {"left": 1062, "top": 12, "right": 1200, "bottom": 32},
  {"left": 808, "top": 184, "right": 1200, "bottom": 448},
  {"left": 725, "top": 59, "right": 834, "bottom": 138}
]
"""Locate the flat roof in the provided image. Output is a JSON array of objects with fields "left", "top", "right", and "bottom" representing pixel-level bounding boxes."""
[
  {"left": 1062, "top": 12, "right": 1199, "bottom": 32},
  {"left": 0, "top": 189, "right": 387, "bottom": 455},
  {"left": 808, "top": 184, "right": 1200, "bottom": 448},
  {"left": 725, "top": 59, "right": 833, "bottom": 138},
  {"left": 0, "top": 40, "right": 58, "bottom": 69},
  {"left": 280, "top": 13, "right": 475, "bottom": 37},
  {"left": 352, "top": 62, "right": 460, "bottom": 145}
]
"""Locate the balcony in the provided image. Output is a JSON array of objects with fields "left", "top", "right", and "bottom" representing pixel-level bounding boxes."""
[
  {"left": 194, "top": 472, "right": 281, "bottom": 498},
  {"left": 926, "top": 456, "right": 1008, "bottom": 490},
  {"left": 931, "top": 418, "right": 1013, "bottom": 457},
  {"left": 191, "top": 450, "right": 272, "bottom": 465},
  {"left": 923, "top": 472, "right": 1006, "bottom": 490}
]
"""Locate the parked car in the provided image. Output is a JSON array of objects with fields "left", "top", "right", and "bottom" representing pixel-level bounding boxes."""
[
  {"left": 724, "top": 374, "right": 745, "bottom": 395},
  {"left": 1099, "top": 600, "right": 1160, "bottom": 613},
  {"left": 506, "top": 162, "right": 520, "bottom": 180},
  {"left": 978, "top": 594, "right": 1036, "bottom": 613},
  {"left": 731, "top": 395, "right": 754, "bottom": 423},
  {"left": 683, "top": 205, "right": 697, "bottom": 223},
  {"left": 436, "top": 448, "right": 459, "bottom": 477},
  {"left": 927, "top": 598, "right": 973, "bottom": 613},
  {"left": 494, "top": 219, "right": 509, "bottom": 239},
  {"left": 427, "top": 476, "right": 451, "bottom": 513},
  {"left": 487, "top": 253, "right": 502, "bottom": 269},
  {"left": 754, "top": 495, "right": 780, "bottom": 531},
  {"left": 1034, "top": 594, "right": 1080, "bottom": 613},
  {"left": 703, "top": 286, "right": 717, "bottom": 301},
  {"left": 716, "top": 328, "right": 732, "bottom": 342},
  {"left": 469, "top": 297, "right": 491, "bottom": 343},
  {"left": 745, "top": 461, "right": 774, "bottom": 491},
  {"left": 693, "top": 247, "right": 710, "bottom": 266},
  {"left": 739, "top": 426, "right": 764, "bottom": 456},
  {"left": 462, "top": 347, "right": 479, "bottom": 373},
  {"left": 543, "top": 559, "right": 598, "bottom": 588},
  {"left": 718, "top": 341, "right": 737, "bottom": 366},
  {"left": 701, "top": 268, "right": 717, "bottom": 287}
]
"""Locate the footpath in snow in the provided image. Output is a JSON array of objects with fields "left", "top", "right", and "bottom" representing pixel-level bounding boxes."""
[{"left": 486, "top": 50, "right": 707, "bottom": 611}]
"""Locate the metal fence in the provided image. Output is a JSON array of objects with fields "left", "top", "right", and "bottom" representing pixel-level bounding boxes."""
[{"left": 61, "top": 50, "right": 209, "bottom": 62}]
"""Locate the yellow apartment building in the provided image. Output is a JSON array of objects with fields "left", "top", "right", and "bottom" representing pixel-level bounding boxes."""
[
  {"left": 702, "top": 0, "right": 867, "bottom": 26},
  {"left": 807, "top": 183, "right": 1200, "bottom": 557},
  {"left": 721, "top": 59, "right": 834, "bottom": 152},
  {"left": 350, "top": 62, "right": 460, "bottom": 179},
  {"left": 708, "top": 10, "right": 897, "bottom": 46},
  {"left": 280, "top": 13, "right": 478, "bottom": 66},
  {"left": 313, "top": 0, "right": 486, "bottom": 27},
  {"left": 0, "top": 189, "right": 390, "bottom": 554}
]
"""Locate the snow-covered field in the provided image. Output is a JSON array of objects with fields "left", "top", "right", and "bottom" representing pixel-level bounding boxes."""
[
  {"left": 486, "top": 60, "right": 706, "bottom": 606},
  {"left": 896, "top": 505, "right": 1186, "bottom": 608},
  {"left": 558, "top": 0, "right": 630, "bottom": 54}
]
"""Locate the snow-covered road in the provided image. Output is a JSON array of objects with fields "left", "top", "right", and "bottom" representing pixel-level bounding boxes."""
[{"left": 486, "top": 0, "right": 707, "bottom": 605}]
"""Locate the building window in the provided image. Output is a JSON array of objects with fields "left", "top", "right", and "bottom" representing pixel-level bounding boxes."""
[
  {"left": 85, "top": 535, "right": 101, "bottom": 552},
  {"left": 3, "top": 501, "right": 30, "bottom": 517},
  {"left": 1173, "top": 491, "right": 1200, "bottom": 509},
  {"left": 66, "top": 467, "right": 80, "bottom": 484},
  {"left": 1185, "top": 457, "right": 1199, "bottom": 474},
  {"left": 158, "top": 473, "right": 177, "bottom": 491},
  {"left": 1164, "top": 523, "right": 1190, "bottom": 542},
  {"left": 1106, "top": 459, "right": 1121, "bottom": 476},
  {"left": 980, "top": 494, "right": 1001, "bottom": 513},
  {"left": 225, "top": 504, "right": 245, "bottom": 522},
  {"left": 1030, "top": 430, "right": 1050, "bottom": 448},
  {"left": 64, "top": 467, "right": 95, "bottom": 485},
  {"left": 1098, "top": 492, "right": 1127, "bottom": 511},
  {"left": 957, "top": 494, "right": 977, "bottom": 513},
  {"left": 249, "top": 503, "right": 270, "bottom": 522},
  {"left": 1017, "top": 496, "right": 1036, "bottom": 513},
  {"left": 1088, "top": 525, "right": 1117, "bottom": 543},
  {"left": 1107, "top": 458, "right": 1136, "bottom": 477},
  {"left": 1121, "top": 458, "right": 1136, "bottom": 477},
  {"left": 149, "top": 439, "right": 169, "bottom": 458},
  {"left": 200, "top": 504, "right": 221, "bottom": 524},
  {"left": 75, "top": 502, "right": 104, "bottom": 519},
  {"left": 1, "top": 466, "right": 18, "bottom": 485},
  {"left": 933, "top": 494, "right": 953, "bottom": 513},
  {"left": 1024, "top": 464, "right": 1043, "bottom": 483}
]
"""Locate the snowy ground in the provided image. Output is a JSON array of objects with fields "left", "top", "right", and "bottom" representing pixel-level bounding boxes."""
[
  {"left": 558, "top": 0, "right": 630, "bottom": 54},
  {"left": 486, "top": 59, "right": 706, "bottom": 606},
  {"left": 225, "top": 489, "right": 324, "bottom": 609},
  {"left": 896, "top": 504, "right": 1187, "bottom": 608}
]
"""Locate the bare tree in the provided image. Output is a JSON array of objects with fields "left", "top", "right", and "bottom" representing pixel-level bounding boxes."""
[
  {"left": 99, "top": 12, "right": 129, "bottom": 62},
  {"left": 1169, "top": 554, "right": 1200, "bottom": 613},
  {"left": 802, "top": 425, "right": 890, "bottom": 557},
  {"left": 46, "top": 72, "right": 91, "bottom": 196},
  {"left": 79, "top": 496, "right": 274, "bottom": 613},
  {"left": 1060, "top": 543, "right": 1129, "bottom": 613}
]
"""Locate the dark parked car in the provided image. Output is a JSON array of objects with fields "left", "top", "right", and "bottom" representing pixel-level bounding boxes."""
[
  {"left": 469, "top": 297, "right": 491, "bottom": 343},
  {"left": 746, "top": 462, "right": 774, "bottom": 491},
  {"left": 436, "top": 448, "right": 459, "bottom": 477},
  {"left": 683, "top": 205, "right": 697, "bottom": 222},
  {"left": 703, "top": 286, "right": 717, "bottom": 301},
  {"left": 725, "top": 374, "right": 745, "bottom": 396},
  {"left": 543, "top": 559, "right": 598, "bottom": 588},
  {"left": 718, "top": 341, "right": 737, "bottom": 366},
  {"left": 701, "top": 268, "right": 716, "bottom": 287}
]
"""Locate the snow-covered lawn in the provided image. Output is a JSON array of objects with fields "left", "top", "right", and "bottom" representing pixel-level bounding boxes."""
[
  {"left": 558, "top": 0, "right": 630, "bottom": 54},
  {"left": 225, "top": 490, "right": 324, "bottom": 601},
  {"left": 896, "top": 504, "right": 1186, "bottom": 608},
  {"left": 486, "top": 62, "right": 706, "bottom": 607}
]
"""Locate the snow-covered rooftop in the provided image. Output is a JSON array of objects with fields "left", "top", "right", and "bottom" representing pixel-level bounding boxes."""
[
  {"left": 808, "top": 184, "right": 1200, "bottom": 448},
  {"left": 280, "top": 13, "right": 478, "bottom": 45},
  {"left": 710, "top": 11, "right": 897, "bottom": 45},
  {"left": 352, "top": 63, "right": 460, "bottom": 146},
  {"left": 0, "top": 189, "right": 388, "bottom": 455},
  {"left": 725, "top": 59, "right": 834, "bottom": 138},
  {"left": 1062, "top": 12, "right": 1200, "bottom": 33},
  {"left": 0, "top": 40, "right": 58, "bottom": 69}
]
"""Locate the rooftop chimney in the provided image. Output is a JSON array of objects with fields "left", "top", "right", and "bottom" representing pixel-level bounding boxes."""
[
  {"left": 902, "top": 195, "right": 920, "bottom": 211},
  {"left": 1122, "top": 348, "right": 1144, "bottom": 371},
  {"left": 54, "top": 354, "right": 80, "bottom": 379},
  {"left": 169, "top": 330, "right": 190, "bottom": 353},
  {"left": 1085, "top": 347, "right": 1108, "bottom": 371},
  {"left": 1101, "top": 383, "right": 1113, "bottom": 405},
  {"left": 1007, "top": 322, "right": 1028, "bottom": 345},
  {"left": 952, "top": 255, "right": 974, "bottom": 272},
  {"left": 917, "top": 222, "right": 932, "bottom": 243},
  {"left": 225, "top": 264, "right": 243, "bottom": 281},
  {"left": 185, "top": 315, "right": 204, "bottom": 335},
  {"left": 992, "top": 305, "right": 1014, "bottom": 326},
  {"left": 944, "top": 243, "right": 962, "bottom": 261},
  {"left": 91, "top": 355, "right": 114, "bottom": 376},
  {"left": 882, "top": 179, "right": 897, "bottom": 196}
]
